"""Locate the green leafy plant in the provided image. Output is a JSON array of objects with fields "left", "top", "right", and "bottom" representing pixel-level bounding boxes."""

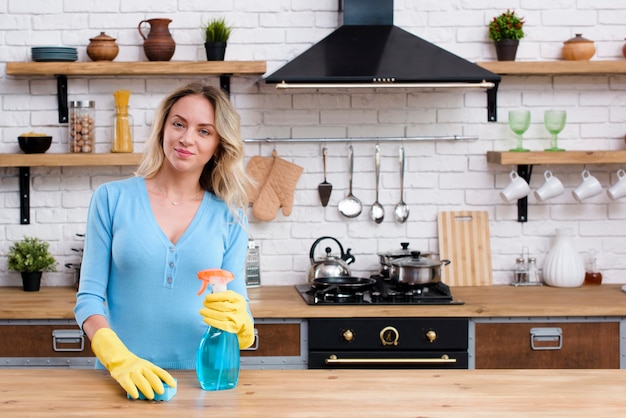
[
  {"left": 203, "top": 17, "right": 233, "bottom": 43},
  {"left": 488, "top": 9, "right": 525, "bottom": 42},
  {"left": 7, "top": 236, "right": 57, "bottom": 273}
]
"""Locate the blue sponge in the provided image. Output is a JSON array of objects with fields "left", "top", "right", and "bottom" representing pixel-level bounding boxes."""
[{"left": 128, "top": 379, "right": 177, "bottom": 401}]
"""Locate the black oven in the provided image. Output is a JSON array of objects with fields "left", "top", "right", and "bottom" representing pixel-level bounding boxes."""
[{"left": 308, "top": 317, "right": 468, "bottom": 369}]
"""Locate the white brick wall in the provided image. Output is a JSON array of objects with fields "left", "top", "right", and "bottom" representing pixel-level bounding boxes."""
[{"left": 1, "top": 1, "right": 625, "bottom": 287}]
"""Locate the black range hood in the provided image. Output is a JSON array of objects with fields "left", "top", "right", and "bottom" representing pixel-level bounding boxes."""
[{"left": 265, "top": 0, "right": 501, "bottom": 121}]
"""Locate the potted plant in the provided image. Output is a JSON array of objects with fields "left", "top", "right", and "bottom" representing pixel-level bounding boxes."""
[
  {"left": 7, "top": 236, "right": 57, "bottom": 291},
  {"left": 202, "top": 17, "right": 233, "bottom": 61},
  {"left": 488, "top": 9, "right": 525, "bottom": 61}
]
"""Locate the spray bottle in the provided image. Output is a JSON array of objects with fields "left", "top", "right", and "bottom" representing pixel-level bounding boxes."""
[{"left": 196, "top": 268, "right": 240, "bottom": 391}]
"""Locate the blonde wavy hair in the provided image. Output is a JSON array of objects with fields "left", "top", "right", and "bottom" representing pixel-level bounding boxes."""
[{"left": 135, "top": 82, "right": 250, "bottom": 213}]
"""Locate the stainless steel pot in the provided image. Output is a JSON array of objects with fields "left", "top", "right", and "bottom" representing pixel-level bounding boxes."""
[
  {"left": 378, "top": 243, "right": 433, "bottom": 276},
  {"left": 389, "top": 251, "right": 450, "bottom": 285}
]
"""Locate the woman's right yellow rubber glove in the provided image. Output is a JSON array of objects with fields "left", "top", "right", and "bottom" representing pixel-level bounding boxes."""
[{"left": 90, "top": 328, "right": 177, "bottom": 399}]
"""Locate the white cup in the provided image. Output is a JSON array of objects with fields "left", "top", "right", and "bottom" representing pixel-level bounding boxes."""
[
  {"left": 572, "top": 169, "right": 603, "bottom": 202},
  {"left": 500, "top": 170, "right": 530, "bottom": 203},
  {"left": 607, "top": 169, "right": 626, "bottom": 200},
  {"left": 534, "top": 170, "right": 565, "bottom": 202}
]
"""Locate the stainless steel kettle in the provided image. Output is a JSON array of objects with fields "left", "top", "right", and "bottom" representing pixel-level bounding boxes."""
[{"left": 307, "top": 236, "right": 356, "bottom": 282}]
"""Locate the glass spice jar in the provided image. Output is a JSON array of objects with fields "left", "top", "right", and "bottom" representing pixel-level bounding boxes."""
[{"left": 69, "top": 101, "right": 95, "bottom": 153}]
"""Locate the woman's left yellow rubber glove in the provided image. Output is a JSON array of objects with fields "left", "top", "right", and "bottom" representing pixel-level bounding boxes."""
[
  {"left": 200, "top": 290, "right": 255, "bottom": 349},
  {"left": 91, "top": 328, "right": 177, "bottom": 399}
]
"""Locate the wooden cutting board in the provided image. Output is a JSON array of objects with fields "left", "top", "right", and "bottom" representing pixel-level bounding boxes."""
[{"left": 437, "top": 211, "right": 492, "bottom": 286}]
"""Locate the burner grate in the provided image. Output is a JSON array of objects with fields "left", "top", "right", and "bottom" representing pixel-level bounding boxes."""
[{"left": 296, "top": 279, "right": 464, "bottom": 305}]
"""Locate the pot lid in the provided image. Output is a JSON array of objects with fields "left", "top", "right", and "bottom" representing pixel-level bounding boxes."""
[
  {"left": 564, "top": 33, "right": 593, "bottom": 44},
  {"left": 379, "top": 243, "right": 433, "bottom": 258},
  {"left": 390, "top": 251, "right": 442, "bottom": 268},
  {"left": 90, "top": 32, "right": 116, "bottom": 42}
]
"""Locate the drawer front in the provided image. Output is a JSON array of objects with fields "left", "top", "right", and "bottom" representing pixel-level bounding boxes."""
[
  {"left": 0, "top": 323, "right": 93, "bottom": 358},
  {"left": 240, "top": 323, "right": 301, "bottom": 357},
  {"left": 475, "top": 321, "right": 620, "bottom": 369}
]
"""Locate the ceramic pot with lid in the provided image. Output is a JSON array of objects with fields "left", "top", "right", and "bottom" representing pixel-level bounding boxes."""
[
  {"left": 86, "top": 32, "right": 119, "bottom": 61},
  {"left": 562, "top": 34, "right": 595, "bottom": 61},
  {"left": 307, "top": 236, "right": 355, "bottom": 282},
  {"left": 389, "top": 251, "right": 450, "bottom": 285}
]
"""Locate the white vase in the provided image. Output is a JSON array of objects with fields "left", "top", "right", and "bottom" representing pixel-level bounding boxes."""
[{"left": 542, "top": 228, "right": 585, "bottom": 287}]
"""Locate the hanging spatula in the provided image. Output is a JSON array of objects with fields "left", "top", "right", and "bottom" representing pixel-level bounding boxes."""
[{"left": 318, "top": 146, "right": 332, "bottom": 207}]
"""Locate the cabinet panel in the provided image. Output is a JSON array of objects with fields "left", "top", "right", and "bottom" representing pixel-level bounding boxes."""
[
  {"left": 0, "top": 324, "right": 93, "bottom": 357},
  {"left": 240, "top": 323, "right": 301, "bottom": 357},
  {"left": 475, "top": 322, "right": 619, "bottom": 369},
  {"left": 239, "top": 319, "right": 307, "bottom": 369}
]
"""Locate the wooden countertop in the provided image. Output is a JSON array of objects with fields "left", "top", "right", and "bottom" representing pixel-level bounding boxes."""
[
  {"left": 2, "top": 284, "right": 626, "bottom": 320},
  {"left": 1, "top": 369, "right": 624, "bottom": 417}
]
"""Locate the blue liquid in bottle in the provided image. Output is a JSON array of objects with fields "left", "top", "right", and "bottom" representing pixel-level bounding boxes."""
[{"left": 196, "top": 325, "right": 240, "bottom": 391}]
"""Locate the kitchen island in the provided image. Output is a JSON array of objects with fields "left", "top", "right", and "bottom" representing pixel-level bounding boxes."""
[
  {"left": 0, "top": 368, "right": 624, "bottom": 417},
  {"left": 2, "top": 284, "right": 625, "bottom": 371}
]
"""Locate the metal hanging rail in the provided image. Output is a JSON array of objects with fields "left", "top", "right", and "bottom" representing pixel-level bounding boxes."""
[{"left": 243, "top": 135, "right": 478, "bottom": 144}]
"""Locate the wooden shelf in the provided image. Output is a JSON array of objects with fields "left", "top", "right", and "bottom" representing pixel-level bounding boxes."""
[
  {"left": 0, "top": 153, "right": 142, "bottom": 168},
  {"left": 487, "top": 150, "right": 626, "bottom": 223},
  {"left": 487, "top": 150, "right": 626, "bottom": 166},
  {"left": 477, "top": 60, "right": 626, "bottom": 75},
  {"left": 0, "top": 153, "right": 142, "bottom": 225},
  {"left": 5, "top": 60, "right": 267, "bottom": 124},
  {"left": 6, "top": 61, "right": 267, "bottom": 76}
]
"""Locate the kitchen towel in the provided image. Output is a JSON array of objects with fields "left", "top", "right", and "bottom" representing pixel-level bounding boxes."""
[{"left": 246, "top": 150, "right": 303, "bottom": 221}]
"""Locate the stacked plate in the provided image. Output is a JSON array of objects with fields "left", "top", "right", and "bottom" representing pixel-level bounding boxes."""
[{"left": 31, "top": 46, "right": 78, "bottom": 62}]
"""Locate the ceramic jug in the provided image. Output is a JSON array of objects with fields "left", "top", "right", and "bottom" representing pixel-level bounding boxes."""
[
  {"left": 138, "top": 18, "right": 175, "bottom": 61},
  {"left": 542, "top": 228, "right": 585, "bottom": 288}
]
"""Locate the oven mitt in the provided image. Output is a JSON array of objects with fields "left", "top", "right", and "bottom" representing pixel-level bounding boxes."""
[
  {"left": 245, "top": 155, "right": 274, "bottom": 203},
  {"left": 252, "top": 150, "right": 303, "bottom": 221},
  {"left": 200, "top": 290, "right": 255, "bottom": 349},
  {"left": 90, "top": 328, "right": 177, "bottom": 400}
]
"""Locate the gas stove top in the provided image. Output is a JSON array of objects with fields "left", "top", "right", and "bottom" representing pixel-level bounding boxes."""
[{"left": 295, "top": 277, "right": 464, "bottom": 305}]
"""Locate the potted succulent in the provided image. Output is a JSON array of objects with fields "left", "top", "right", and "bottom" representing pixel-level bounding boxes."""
[
  {"left": 488, "top": 9, "right": 525, "bottom": 61},
  {"left": 7, "top": 236, "right": 57, "bottom": 291},
  {"left": 202, "top": 17, "right": 233, "bottom": 61}
]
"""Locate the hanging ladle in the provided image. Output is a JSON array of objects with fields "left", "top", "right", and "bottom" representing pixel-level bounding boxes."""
[
  {"left": 338, "top": 144, "right": 362, "bottom": 218},
  {"left": 394, "top": 145, "right": 410, "bottom": 223},
  {"left": 370, "top": 144, "right": 385, "bottom": 224}
]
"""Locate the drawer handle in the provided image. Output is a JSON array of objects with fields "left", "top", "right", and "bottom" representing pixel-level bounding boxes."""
[
  {"left": 530, "top": 327, "right": 562, "bottom": 351},
  {"left": 241, "top": 328, "right": 259, "bottom": 351},
  {"left": 52, "top": 329, "right": 85, "bottom": 352},
  {"left": 325, "top": 354, "right": 457, "bottom": 365}
]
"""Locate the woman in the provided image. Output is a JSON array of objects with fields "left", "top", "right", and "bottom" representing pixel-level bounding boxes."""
[{"left": 74, "top": 82, "right": 254, "bottom": 400}]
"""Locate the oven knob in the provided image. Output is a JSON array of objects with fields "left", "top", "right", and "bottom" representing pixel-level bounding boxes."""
[
  {"left": 426, "top": 330, "right": 437, "bottom": 343},
  {"left": 342, "top": 329, "right": 354, "bottom": 342},
  {"left": 379, "top": 326, "right": 399, "bottom": 346}
]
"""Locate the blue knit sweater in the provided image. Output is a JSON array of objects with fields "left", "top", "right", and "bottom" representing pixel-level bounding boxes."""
[{"left": 74, "top": 176, "right": 250, "bottom": 370}]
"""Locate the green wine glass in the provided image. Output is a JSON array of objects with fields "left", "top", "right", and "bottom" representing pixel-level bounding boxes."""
[
  {"left": 544, "top": 110, "right": 567, "bottom": 151},
  {"left": 508, "top": 110, "right": 531, "bottom": 152}
]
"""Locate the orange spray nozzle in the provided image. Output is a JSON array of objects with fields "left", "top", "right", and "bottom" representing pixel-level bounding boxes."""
[{"left": 197, "top": 269, "right": 234, "bottom": 295}]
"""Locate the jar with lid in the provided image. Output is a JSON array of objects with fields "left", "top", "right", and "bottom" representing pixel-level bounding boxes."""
[
  {"left": 69, "top": 101, "right": 95, "bottom": 153},
  {"left": 583, "top": 249, "right": 602, "bottom": 285},
  {"left": 527, "top": 257, "right": 541, "bottom": 284},
  {"left": 513, "top": 257, "right": 528, "bottom": 284}
]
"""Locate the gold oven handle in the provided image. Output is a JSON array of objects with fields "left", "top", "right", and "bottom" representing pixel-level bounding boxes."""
[{"left": 325, "top": 354, "right": 457, "bottom": 365}]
